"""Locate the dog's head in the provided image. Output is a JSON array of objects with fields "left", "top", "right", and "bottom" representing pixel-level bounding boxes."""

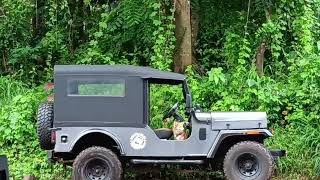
[{"left": 173, "top": 121, "right": 186, "bottom": 135}]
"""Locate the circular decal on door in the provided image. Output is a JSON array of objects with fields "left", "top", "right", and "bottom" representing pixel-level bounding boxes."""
[{"left": 130, "top": 133, "right": 146, "bottom": 150}]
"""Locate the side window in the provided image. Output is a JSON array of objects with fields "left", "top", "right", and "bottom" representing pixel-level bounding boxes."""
[{"left": 68, "top": 78, "right": 125, "bottom": 97}]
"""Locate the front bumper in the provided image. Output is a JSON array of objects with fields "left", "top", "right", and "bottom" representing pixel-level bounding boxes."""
[{"left": 270, "top": 149, "right": 286, "bottom": 158}]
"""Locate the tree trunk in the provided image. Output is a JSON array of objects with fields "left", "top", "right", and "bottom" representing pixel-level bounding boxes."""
[
  {"left": 256, "top": 42, "right": 266, "bottom": 77},
  {"left": 174, "top": 0, "right": 192, "bottom": 73},
  {"left": 191, "top": 1, "right": 199, "bottom": 64},
  {"left": 32, "top": 0, "right": 46, "bottom": 45},
  {"left": 255, "top": 6, "right": 272, "bottom": 77},
  {"left": 191, "top": 4, "right": 199, "bottom": 65},
  {"left": 68, "top": 0, "right": 86, "bottom": 52}
]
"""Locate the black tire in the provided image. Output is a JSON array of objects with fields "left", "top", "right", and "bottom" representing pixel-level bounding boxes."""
[
  {"left": 73, "top": 146, "right": 122, "bottom": 180},
  {"left": 37, "top": 102, "right": 54, "bottom": 150},
  {"left": 223, "top": 141, "right": 274, "bottom": 180}
]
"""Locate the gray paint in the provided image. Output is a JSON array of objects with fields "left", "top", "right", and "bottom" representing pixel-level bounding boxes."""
[
  {"left": 55, "top": 116, "right": 219, "bottom": 157},
  {"left": 195, "top": 112, "right": 267, "bottom": 130},
  {"left": 54, "top": 75, "right": 145, "bottom": 127},
  {"left": 51, "top": 65, "right": 273, "bottom": 159},
  {"left": 207, "top": 129, "right": 272, "bottom": 158},
  {"left": 211, "top": 112, "right": 267, "bottom": 129},
  {"left": 131, "top": 159, "right": 204, "bottom": 165},
  {"left": 54, "top": 65, "right": 186, "bottom": 81},
  {"left": 54, "top": 115, "right": 271, "bottom": 158}
]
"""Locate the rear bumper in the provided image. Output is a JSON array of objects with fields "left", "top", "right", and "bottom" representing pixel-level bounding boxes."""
[{"left": 270, "top": 149, "right": 286, "bottom": 158}]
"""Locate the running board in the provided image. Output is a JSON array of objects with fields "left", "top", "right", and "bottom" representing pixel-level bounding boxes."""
[{"left": 131, "top": 159, "right": 204, "bottom": 165}]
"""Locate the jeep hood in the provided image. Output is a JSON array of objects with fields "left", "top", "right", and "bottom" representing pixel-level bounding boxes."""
[{"left": 195, "top": 112, "right": 268, "bottom": 130}]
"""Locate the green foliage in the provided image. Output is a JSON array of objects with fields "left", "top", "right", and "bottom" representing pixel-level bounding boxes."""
[
  {"left": 0, "top": 76, "right": 27, "bottom": 106},
  {"left": 150, "top": 1, "right": 176, "bottom": 70},
  {"left": 0, "top": 81, "right": 70, "bottom": 179},
  {"left": 266, "top": 124, "right": 320, "bottom": 178},
  {"left": 1, "top": 0, "right": 320, "bottom": 179},
  {"left": 149, "top": 84, "right": 184, "bottom": 128},
  {"left": 195, "top": 0, "right": 320, "bottom": 76},
  {"left": 0, "top": 0, "right": 176, "bottom": 82},
  {"left": 78, "top": 83, "right": 125, "bottom": 96}
]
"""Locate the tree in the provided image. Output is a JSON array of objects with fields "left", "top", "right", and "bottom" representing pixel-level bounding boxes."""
[{"left": 174, "top": 0, "right": 192, "bottom": 73}]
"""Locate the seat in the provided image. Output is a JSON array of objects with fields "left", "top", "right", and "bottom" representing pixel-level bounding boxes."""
[{"left": 154, "top": 128, "right": 173, "bottom": 140}]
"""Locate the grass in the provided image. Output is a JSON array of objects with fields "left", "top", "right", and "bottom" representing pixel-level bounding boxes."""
[
  {"left": 266, "top": 125, "right": 320, "bottom": 179},
  {"left": 0, "top": 76, "right": 28, "bottom": 106}
]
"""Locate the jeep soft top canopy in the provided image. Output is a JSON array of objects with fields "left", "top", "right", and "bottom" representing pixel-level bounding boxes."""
[
  {"left": 54, "top": 65, "right": 186, "bottom": 82},
  {"left": 53, "top": 65, "right": 187, "bottom": 127}
]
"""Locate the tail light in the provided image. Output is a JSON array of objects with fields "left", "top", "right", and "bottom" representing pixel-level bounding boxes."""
[{"left": 51, "top": 131, "right": 56, "bottom": 144}]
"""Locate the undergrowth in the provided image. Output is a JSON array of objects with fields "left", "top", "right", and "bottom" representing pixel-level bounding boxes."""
[{"left": 1, "top": 0, "right": 320, "bottom": 179}]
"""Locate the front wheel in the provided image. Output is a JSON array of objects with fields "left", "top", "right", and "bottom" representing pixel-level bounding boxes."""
[
  {"left": 73, "top": 146, "right": 122, "bottom": 180},
  {"left": 223, "top": 141, "right": 274, "bottom": 180}
]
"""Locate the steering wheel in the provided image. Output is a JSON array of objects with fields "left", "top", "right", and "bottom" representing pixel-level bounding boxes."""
[{"left": 163, "top": 102, "right": 179, "bottom": 120}]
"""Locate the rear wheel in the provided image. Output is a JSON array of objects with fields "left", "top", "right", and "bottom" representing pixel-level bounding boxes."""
[
  {"left": 37, "top": 102, "right": 54, "bottom": 150},
  {"left": 73, "top": 146, "right": 122, "bottom": 180},
  {"left": 223, "top": 141, "right": 274, "bottom": 180}
]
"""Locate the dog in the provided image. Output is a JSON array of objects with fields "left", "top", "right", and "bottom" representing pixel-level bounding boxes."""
[{"left": 172, "top": 121, "right": 188, "bottom": 140}]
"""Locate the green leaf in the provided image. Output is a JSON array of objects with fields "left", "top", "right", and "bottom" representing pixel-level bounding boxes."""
[{"left": 99, "top": 22, "right": 107, "bottom": 29}]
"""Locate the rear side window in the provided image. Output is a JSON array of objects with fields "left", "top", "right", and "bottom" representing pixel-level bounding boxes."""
[{"left": 68, "top": 78, "right": 125, "bottom": 97}]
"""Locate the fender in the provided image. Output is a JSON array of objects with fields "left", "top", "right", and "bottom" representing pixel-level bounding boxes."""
[
  {"left": 70, "top": 128, "right": 125, "bottom": 155},
  {"left": 207, "top": 129, "right": 272, "bottom": 158}
]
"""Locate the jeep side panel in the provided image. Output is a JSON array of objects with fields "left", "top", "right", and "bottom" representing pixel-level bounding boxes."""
[
  {"left": 54, "top": 75, "right": 146, "bottom": 127},
  {"left": 54, "top": 118, "right": 219, "bottom": 157}
]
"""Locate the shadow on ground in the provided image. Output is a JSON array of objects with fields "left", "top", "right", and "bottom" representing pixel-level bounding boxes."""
[{"left": 124, "top": 166, "right": 225, "bottom": 180}]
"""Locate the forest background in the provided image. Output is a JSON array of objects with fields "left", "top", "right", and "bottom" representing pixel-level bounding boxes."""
[{"left": 0, "top": 0, "right": 320, "bottom": 179}]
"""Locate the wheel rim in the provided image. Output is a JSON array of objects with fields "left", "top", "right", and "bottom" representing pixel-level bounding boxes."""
[
  {"left": 84, "top": 158, "right": 110, "bottom": 180},
  {"left": 236, "top": 153, "right": 260, "bottom": 177}
]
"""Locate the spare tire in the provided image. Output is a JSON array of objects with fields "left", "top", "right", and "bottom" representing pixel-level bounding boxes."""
[{"left": 37, "top": 102, "right": 54, "bottom": 150}]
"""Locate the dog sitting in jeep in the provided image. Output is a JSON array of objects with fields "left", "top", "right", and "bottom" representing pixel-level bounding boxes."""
[{"left": 172, "top": 121, "right": 188, "bottom": 140}]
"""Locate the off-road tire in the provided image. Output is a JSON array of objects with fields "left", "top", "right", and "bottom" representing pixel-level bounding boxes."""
[
  {"left": 37, "top": 102, "right": 54, "bottom": 150},
  {"left": 223, "top": 141, "right": 274, "bottom": 180},
  {"left": 72, "top": 146, "right": 122, "bottom": 180}
]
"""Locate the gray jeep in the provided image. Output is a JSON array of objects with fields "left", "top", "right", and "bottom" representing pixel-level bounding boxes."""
[{"left": 37, "top": 65, "right": 285, "bottom": 180}]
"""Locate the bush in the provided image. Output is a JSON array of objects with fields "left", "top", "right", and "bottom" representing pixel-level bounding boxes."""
[
  {"left": 266, "top": 125, "right": 320, "bottom": 178},
  {"left": 0, "top": 80, "right": 70, "bottom": 179},
  {"left": 0, "top": 77, "right": 27, "bottom": 106}
]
